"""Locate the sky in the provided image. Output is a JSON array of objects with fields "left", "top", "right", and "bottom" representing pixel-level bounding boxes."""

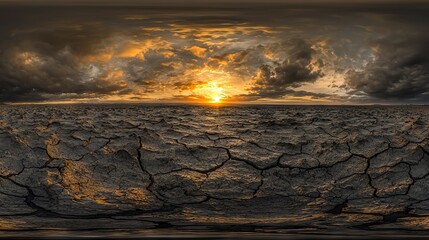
[{"left": 0, "top": 1, "right": 428, "bottom": 104}]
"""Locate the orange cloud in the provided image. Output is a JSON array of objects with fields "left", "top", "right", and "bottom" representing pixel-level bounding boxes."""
[
  {"left": 185, "top": 46, "right": 207, "bottom": 58},
  {"left": 116, "top": 37, "right": 173, "bottom": 60}
]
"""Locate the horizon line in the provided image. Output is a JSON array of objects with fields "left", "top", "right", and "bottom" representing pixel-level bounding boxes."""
[{"left": 4, "top": 102, "right": 429, "bottom": 107}]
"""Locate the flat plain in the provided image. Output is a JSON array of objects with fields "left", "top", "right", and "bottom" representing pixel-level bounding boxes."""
[{"left": 1, "top": 104, "right": 429, "bottom": 239}]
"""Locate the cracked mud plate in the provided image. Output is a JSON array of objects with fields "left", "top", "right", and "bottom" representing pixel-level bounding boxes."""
[{"left": 1, "top": 105, "right": 429, "bottom": 239}]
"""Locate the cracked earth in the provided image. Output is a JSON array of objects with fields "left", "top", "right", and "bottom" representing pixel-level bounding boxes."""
[{"left": 1, "top": 104, "right": 429, "bottom": 237}]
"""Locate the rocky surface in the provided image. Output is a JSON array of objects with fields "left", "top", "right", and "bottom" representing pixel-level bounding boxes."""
[{"left": 0, "top": 104, "right": 429, "bottom": 238}]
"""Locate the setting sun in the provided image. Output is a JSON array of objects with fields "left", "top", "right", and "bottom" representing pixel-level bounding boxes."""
[
  {"left": 193, "top": 81, "right": 225, "bottom": 103},
  {"left": 212, "top": 95, "right": 221, "bottom": 103}
]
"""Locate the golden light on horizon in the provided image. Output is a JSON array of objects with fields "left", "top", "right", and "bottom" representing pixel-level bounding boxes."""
[
  {"left": 213, "top": 95, "right": 221, "bottom": 103},
  {"left": 193, "top": 81, "right": 225, "bottom": 104}
]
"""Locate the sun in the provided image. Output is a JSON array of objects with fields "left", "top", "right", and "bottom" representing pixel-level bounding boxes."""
[
  {"left": 207, "top": 83, "right": 223, "bottom": 103},
  {"left": 193, "top": 81, "right": 225, "bottom": 104},
  {"left": 212, "top": 95, "right": 221, "bottom": 103}
]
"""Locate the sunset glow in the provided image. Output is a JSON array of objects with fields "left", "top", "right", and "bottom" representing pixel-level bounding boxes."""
[
  {"left": 212, "top": 95, "right": 221, "bottom": 103},
  {"left": 0, "top": 1, "right": 427, "bottom": 105},
  {"left": 193, "top": 81, "right": 225, "bottom": 103}
]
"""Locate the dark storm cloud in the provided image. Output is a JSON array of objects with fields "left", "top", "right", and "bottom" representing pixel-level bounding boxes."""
[
  {"left": 0, "top": 1, "right": 428, "bottom": 103},
  {"left": 125, "top": 51, "right": 175, "bottom": 87},
  {"left": 0, "top": 22, "right": 128, "bottom": 102},
  {"left": 208, "top": 44, "right": 268, "bottom": 75},
  {"left": 346, "top": 33, "right": 429, "bottom": 101},
  {"left": 248, "top": 39, "right": 323, "bottom": 98}
]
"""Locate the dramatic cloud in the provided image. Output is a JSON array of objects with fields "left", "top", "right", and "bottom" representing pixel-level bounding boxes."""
[
  {"left": 345, "top": 34, "right": 429, "bottom": 102},
  {"left": 0, "top": 2, "right": 428, "bottom": 103},
  {"left": 248, "top": 39, "right": 323, "bottom": 98},
  {"left": 0, "top": 41, "right": 128, "bottom": 102}
]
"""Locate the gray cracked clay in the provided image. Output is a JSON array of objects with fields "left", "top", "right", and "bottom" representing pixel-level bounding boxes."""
[{"left": 0, "top": 105, "right": 429, "bottom": 235}]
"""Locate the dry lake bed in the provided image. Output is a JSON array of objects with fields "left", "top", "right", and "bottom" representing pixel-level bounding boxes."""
[{"left": 1, "top": 104, "right": 429, "bottom": 239}]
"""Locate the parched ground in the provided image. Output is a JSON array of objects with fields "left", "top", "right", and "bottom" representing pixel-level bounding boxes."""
[{"left": 0, "top": 104, "right": 429, "bottom": 238}]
